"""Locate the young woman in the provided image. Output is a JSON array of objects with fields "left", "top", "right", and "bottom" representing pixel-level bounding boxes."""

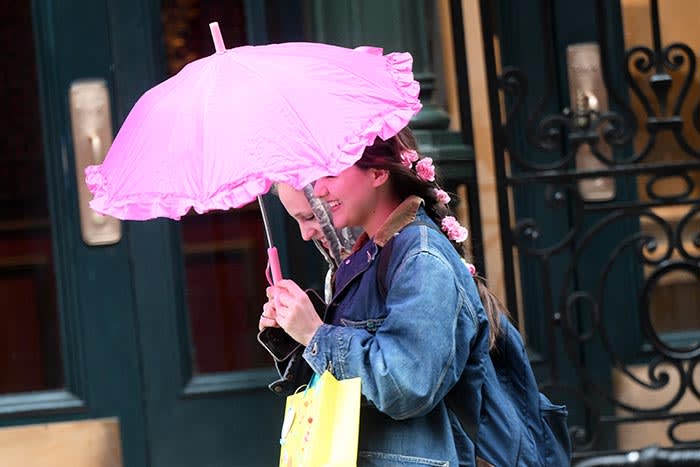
[
  {"left": 274, "top": 183, "right": 361, "bottom": 301},
  {"left": 259, "top": 183, "right": 360, "bottom": 393},
  {"left": 261, "top": 128, "right": 569, "bottom": 466}
]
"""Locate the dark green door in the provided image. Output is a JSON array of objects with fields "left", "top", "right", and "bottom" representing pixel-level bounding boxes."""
[
  {"left": 0, "top": 0, "right": 150, "bottom": 465},
  {"left": 1, "top": 1, "right": 307, "bottom": 466},
  {"left": 128, "top": 2, "right": 314, "bottom": 465}
]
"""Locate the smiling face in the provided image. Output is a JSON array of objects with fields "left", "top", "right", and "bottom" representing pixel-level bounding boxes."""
[
  {"left": 313, "top": 165, "right": 395, "bottom": 237},
  {"left": 277, "top": 183, "right": 329, "bottom": 250}
]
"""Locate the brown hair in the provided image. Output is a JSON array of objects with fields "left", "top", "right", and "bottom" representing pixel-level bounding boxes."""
[{"left": 358, "top": 127, "right": 510, "bottom": 349}]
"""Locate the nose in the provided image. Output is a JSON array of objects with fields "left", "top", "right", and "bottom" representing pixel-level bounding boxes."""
[
  {"left": 313, "top": 178, "right": 328, "bottom": 198},
  {"left": 301, "top": 227, "right": 314, "bottom": 241}
]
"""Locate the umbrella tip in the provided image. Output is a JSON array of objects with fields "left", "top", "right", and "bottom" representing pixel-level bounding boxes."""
[{"left": 209, "top": 22, "right": 226, "bottom": 54}]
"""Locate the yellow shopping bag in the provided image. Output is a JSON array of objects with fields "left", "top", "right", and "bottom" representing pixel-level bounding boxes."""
[{"left": 279, "top": 370, "right": 361, "bottom": 467}]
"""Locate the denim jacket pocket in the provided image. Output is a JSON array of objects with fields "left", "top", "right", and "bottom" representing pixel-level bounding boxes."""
[
  {"left": 340, "top": 317, "right": 386, "bottom": 333},
  {"left": 359, "top": 451, "right": 449, "bottom": 466}
]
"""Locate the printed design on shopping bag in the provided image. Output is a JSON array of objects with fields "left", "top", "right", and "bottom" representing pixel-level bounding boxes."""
[{"left": 280, "top": 382, "right": 319, "bottom": 466}]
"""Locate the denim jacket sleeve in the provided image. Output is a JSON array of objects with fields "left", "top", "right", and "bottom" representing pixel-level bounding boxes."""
[{"left": 303, "top": 244, "right": 479, "bottom": 420}]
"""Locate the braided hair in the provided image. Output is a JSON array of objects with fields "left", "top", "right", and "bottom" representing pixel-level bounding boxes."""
[{"left": 357, "top": 127, "right": 510, "bottom": 349}]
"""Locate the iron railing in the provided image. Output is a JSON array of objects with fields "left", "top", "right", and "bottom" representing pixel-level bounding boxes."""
[{"left": 478, "top": 0, "right": 700, "bottom": 461}]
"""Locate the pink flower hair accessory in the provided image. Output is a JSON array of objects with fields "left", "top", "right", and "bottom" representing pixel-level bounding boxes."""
[
  {"left": 460, "top": 258, "right": 477, "bottom": 276},
  {"left": 416, "top": 157, "right": 435, "bottom": 182},
  {"left": 465, "top": 262, "right": 477, "bottom": 276},
  {"left": 400, "top": 149, "right": 419, "bottom": 168},
  {"left": 441, "top": 216, "right": 469, "bottom": 243},
  {"left": 434, "top": 188, "right": 451, "bottom": 204}
]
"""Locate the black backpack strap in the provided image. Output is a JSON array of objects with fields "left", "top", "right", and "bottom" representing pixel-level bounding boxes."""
[
  {"left": 376, "top": 236, "right": 396, "bottom": 300},
  {"left": 376, "top": 220, "right": 440, "bottom": 300}
]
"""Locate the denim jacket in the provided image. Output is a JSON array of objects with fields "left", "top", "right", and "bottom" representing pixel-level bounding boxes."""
[{"left": 301, "top": 197, "right": 544, "bottom": 466}]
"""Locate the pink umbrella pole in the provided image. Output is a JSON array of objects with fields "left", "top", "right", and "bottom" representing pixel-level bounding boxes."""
[
  {"left": 210, "top": 22, "right": 283, "bottom": 285},
  {"left": 258, "top": 195, "right": 283, "bottom": 284}
]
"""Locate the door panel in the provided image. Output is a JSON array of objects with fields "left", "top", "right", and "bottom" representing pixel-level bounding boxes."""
[
  {"left": 0, "top": 0, "right": 62, "bottom": 396},
  {"left": 129, "top": 2, "right": 308, "bottom": 466},
  {"left": 2, "top": 1, "right": 311, "bottom": 465},
  {"left": 1, "top": 0, "right": 149, "bottom": 465}
]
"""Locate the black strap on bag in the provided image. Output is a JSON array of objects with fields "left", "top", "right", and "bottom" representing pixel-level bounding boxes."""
[{"left": 375, "top": 221, "right": 479, "bottom": 444}]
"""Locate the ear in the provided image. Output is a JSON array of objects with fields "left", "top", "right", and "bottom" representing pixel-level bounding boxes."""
[{"left": 369, "top": 168, "right": 390, "bottom": 188}]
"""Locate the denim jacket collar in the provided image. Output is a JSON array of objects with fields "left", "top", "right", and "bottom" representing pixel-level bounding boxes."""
[
  {"left": 351, "top": 195, "right": 424, "bottom": 252},
  {"left": 332, "top": 196, "right": 424, "bottom": 302}
]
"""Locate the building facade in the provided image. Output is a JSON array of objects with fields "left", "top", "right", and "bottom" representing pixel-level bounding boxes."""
[{"left": 1, "top": 1, "right": 699, "bottom": 465}]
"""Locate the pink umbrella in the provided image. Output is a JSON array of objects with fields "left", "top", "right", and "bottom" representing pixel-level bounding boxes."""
[{"left": 86, "top": 22, "right": 421, "bottom": 282}]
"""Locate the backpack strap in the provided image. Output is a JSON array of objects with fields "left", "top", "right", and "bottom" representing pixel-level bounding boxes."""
[
  {"left": 376, "top": 220, "right": 437, "bottom": 300},
  {"left": 376, "top": 236, "right": 395, "bottom": 300}
]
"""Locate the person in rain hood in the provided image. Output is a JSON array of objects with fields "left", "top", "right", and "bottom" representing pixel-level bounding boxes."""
[
  {"left": 275, "top": 183, "right": 360, "bottom": 302},
  {"left": 259, "top": 127, "right": 571, "bottom": 466},
  {"left": 258, "top": 183, "right": 360, "bottom": 393}
]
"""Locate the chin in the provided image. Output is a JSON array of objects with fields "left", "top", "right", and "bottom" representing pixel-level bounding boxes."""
[{"left": 331, "top": 216, "right": 348, "bottom": 230}]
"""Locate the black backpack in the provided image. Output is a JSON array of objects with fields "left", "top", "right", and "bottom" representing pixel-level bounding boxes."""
[{"left": 375, "top": 225, "right": 572, "bottom": 466}]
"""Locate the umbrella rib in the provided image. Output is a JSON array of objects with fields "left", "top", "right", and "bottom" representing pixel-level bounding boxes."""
[{"left": 228, "top": 54, "right": 324, "bottom": 163}]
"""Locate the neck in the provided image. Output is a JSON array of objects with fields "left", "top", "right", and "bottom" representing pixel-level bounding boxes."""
[{"left": 363, "top": 198, "right": 401, "bottom": 238}]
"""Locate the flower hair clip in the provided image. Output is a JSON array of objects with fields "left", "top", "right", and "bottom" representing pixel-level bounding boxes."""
[
  {"left": 400, "top": 150, "right": 435, "bottom": 182},
  {"left": 461, "top": 259, "right": 477, "bottom": 276},
  {"left": 400, "top": 149, "right": 419, "bottom": 168},
  {"left": 434, "top": 188, "right": 451, "bottom": 205},
  {"left": 415, "top": 157, "right": 435, "bottom": 182},
  {"left": 441, "top": 216, "right": 469, "bottom": 243}
]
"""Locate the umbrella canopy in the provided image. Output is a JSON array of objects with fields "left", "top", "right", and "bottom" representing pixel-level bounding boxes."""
[{"left": 86, "top": 23, "right": 422, "bottom": 221}]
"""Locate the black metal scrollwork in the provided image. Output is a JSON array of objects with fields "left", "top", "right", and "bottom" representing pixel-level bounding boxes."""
[{"left": 480, "top": 0, "right": 700, "bottom": 459}]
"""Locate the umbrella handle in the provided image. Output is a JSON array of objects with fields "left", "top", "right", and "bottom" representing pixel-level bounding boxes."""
[
  {"left": 265, "top": 248, "right": 283, "bottom": 321},
  {"left": 267, "top": 247, "right": 283, "bottom": 285}
]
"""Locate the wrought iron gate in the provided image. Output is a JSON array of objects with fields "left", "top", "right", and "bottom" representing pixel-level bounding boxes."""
[{"left": 478, "top": 0, "right": 700, "bottom": 461}]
